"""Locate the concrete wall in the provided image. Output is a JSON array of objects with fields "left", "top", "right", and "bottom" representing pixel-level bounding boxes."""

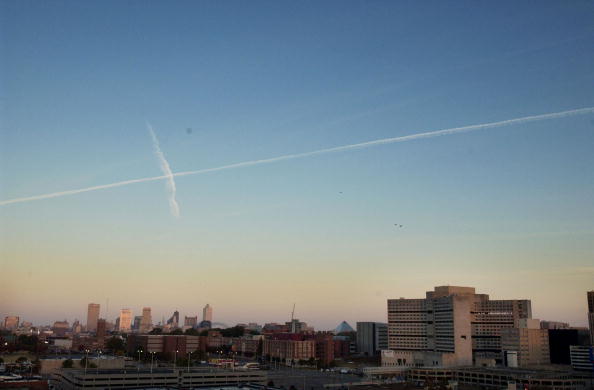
[{"left": 39, "top": 357, "right": 125, "bottom": 375}]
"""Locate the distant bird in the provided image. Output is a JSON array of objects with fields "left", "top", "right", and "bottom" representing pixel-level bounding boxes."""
[
  {"left": 186, "top": 128, "right": 193, "bottom": 134},
  {"left": 338, "top": 191, "right": 343, "bottom": 194},
  {"left": 394, "top": 224, "right": 403, "bottom": 228}
]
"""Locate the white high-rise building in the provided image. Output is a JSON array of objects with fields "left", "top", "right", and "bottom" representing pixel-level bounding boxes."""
[
  {"left": 387, "top": 286, "right": 532, "bottom": 367},
  {"left": 203, "top": 304, "right": 213, "bottom": 323},
  {"left": 86, "top": 303, "right": 100, "bottom": 332},
  {"left": 118, "top": 309, "right": 133, "bottom": 332}
]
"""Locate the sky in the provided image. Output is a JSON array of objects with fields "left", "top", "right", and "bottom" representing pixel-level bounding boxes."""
[{"left": 1, "top": 1, "right": 594, "bottom": 330}]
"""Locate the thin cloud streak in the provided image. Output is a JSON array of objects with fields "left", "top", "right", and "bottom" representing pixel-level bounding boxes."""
[
  {"left": 147, "top": 123, "right": 180, "bottom": 217},
  {"left": 1, "top": 106, "right": 593, "bottom": 207}
]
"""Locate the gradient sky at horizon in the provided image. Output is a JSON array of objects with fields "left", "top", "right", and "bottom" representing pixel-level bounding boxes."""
[{"left": 1, "top": 1, "right": 594, "bottom": 329}]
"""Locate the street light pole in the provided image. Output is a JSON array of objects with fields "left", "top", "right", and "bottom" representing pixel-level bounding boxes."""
[
  {"left": 187, "top": 351, "right": 193, "bottom": 389},
  {"left": 174, "top": 350, "right": 178, "bottom": 370},
  {"left": 150, "top": 352, "right": 155, "bottom": 374},
  {"left": 137, "top": 350, "right": 143, "bottom": 372},
  {"left": 96, "top": 350, "right": 101, "bottom": 374},
  {"left": 84, "top": 349, "right": 89, "bottom": 374}
]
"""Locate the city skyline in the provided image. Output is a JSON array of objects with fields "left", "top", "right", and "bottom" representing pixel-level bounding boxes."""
[
  {"left": 1, "top": 1, "right": 594, "bottom": 330},
  {"left": 2, "top": 287, "right": 593, "bottom": 331}
]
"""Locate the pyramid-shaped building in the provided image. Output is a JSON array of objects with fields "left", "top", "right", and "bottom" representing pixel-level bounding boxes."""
[{"left": 334, "top": 321, "right": 355, "bottom": 334}]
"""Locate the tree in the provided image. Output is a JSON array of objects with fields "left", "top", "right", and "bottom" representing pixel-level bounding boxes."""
[
  {"left": 0, "top": 357, "right": 4, "bottom": 364},
  {"left": 149, "top": 328, "right": 163, "bottom": 335},
  {"left": 184, "top": 328, "right": 199, "bottom": 336},
  {"left": 62, "top": 359, "right": 74, "bottom": 368},
  {"left": 16, "top": 335, "right": 39, "bottom": 352},
  {"left": 16, "top": 356, "right": 28, "bottom": 364},
  {"left": 106, "top": 336, "right": 126, "bottom": 353},
  {"left": 170, "top": 329, "right": 183, "bottom": 335},
  {"left": 267, "top": 380, "right": 275, "bottom": 387},
  {"left": 220, "top": 326, "right": 244, "bottom": 338}
]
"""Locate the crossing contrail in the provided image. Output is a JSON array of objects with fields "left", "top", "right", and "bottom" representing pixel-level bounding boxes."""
[
  {"left": 147, "top": 123, "right": 180, "bottom": 217},
  {"left": 1, "top": 106, "right": 593, "bottom": 207}
]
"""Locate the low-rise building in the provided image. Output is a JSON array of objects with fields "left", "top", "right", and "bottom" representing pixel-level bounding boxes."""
[
  {"left": 231, "top": 336, "right": 262, "bottom": 356},
  {"left": 548, "top": 328, "right": 590, "bottom": 364},
  {"left": 52, "top": 368, "right": 266, "bottom": 390},
  {"left": 39, "top": 355, "right": 125, "bottom": 375},
  {"left": 405, "top": 366, "right": 588, "bottom": 390},
  {"left": 501, "top": 319, "right": 550, "bottom": 367},
  {"left": 314, "top": 333, "right": 334, "bottom": 366},
  {"left": 570, "top": 345, "right": 594, "bottom": 371},
  {"left": 381, "top": 349, "right": 459, "bottom": 368},
  {"left": 262, "top": 337, "right": 315, "bottom": 364},
  {"left": 126, "top": 334, "right": 205, "bottom": 356}
]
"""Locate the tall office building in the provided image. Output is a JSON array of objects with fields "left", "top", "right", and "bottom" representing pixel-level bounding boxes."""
[
  {"left": 118, "top": 309, "right": 132, "bottom": 332},
  {"left": 97, "top": 319, "right": 107, "bottom": 346},
  {"left": 3, "top": 316, "right": 19, "bottom": 330},
  {"left": 203, "top": 304, "right": 213, "bottom": 323},
  {"left": 166, "top": 310, "right": 180, "bottom": 328},
  {"left": 356, "top": 322, "right": 388, "bottom": 356},
  {"left": 140, "top": 307, "right": 152, "bottom": 333},
  {"left": 588, "top": 290, "right": 594, "bottom": 345},
  {"left": 387, "top": 286, "right": 532, "bottom": 367},
  {"left": 86, "top": 303, "right": 100, "bottom": 332},
  {"left": 133, "top": 316, "right": 142, "bottom": 331}
]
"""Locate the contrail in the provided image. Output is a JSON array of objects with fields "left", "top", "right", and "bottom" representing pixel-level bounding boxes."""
[
  {"left": 147, "top": 123, "right": 180, "bottom": 217},
  {"left": 1, "top": 106, "right": 593, "bottom": 207}
]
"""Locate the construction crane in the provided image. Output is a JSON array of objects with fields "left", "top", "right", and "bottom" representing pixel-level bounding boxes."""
[{"left": 290, "top": 303, "right": 295, "bottom": 322}]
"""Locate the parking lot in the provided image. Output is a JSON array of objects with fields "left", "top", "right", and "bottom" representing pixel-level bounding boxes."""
[{"left": 267, "top": 366, "right": 364, "bottom": 390}]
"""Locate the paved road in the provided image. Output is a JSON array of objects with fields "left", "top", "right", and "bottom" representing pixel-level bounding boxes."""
[{"left": 267, "top": 367, "right": 363, "bottom": 390}]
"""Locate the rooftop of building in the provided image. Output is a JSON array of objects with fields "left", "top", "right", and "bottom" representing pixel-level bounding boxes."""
[
  {"left": 55, "top": 367, "right": 267, "bottom": 378},
  {"left": 409, "top": 365, "right": 589, "bottom": 379}
]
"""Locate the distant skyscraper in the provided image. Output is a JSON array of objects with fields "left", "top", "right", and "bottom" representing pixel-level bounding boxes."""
[
  {"left": 72, "top": 319, "right": 82, "bottom": 334},
  {"left": 166, "top": 310, "right": 180, "bottom": 328},
  {"left": 184, "top": 316, "right": 198, "bottom": 327},
  {"left": 203, "top": 304, "right": 212, "bottom": 323},
  {"left": 118, "top": 309, "right": 132, "bottom": 332},
  {"left": 588, "top": 290, "right": 594, "bottom": 345},
  {"left": 133, "top": 316, "right": 142, "bottom": 331},
  {"left": 3, "top": 316, "right": 19, "bottom": 330},
  {"left": 140, "top": 307, "right": 152, "bottom": 333},
  {"left": 87, "top": 303, "right": 100, "bottom": 332}
]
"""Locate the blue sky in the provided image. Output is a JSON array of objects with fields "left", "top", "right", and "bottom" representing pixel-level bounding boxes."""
[{"left": 1, "top": 1, "right": 594, "bottom": 328}]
